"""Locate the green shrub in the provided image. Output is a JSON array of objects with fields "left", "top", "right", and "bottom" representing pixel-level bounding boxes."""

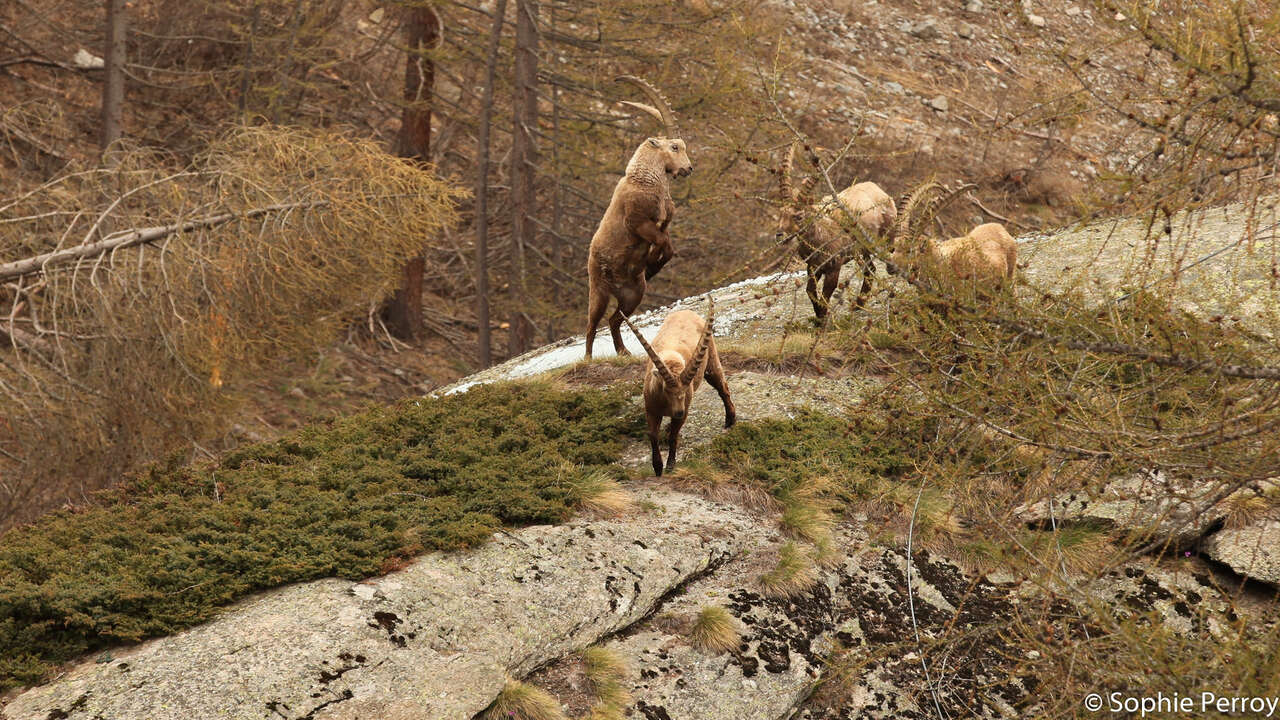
[
  {"left": 0, "top": 381, "right": 639, "bottom": 690},
  {"left": 699, "top": 409, "right": 924, "bottom": 502}
]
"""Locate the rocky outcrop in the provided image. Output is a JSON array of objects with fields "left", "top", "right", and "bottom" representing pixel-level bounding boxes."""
[
  {"left": 2, "top": 490, "right": 767, "bottom": 720},
  {"left": 1203, "top": 520, "right": 1280, "bottom": 587},
  {"left": 531, "top": 535, "right": 1038, "bottom": 720},
  {"left": 1083, "top": 563, "right": 1242, "bottom": 638},
  {"left": 1014, "top": 470, "right": 1230, "bottom": 550}
]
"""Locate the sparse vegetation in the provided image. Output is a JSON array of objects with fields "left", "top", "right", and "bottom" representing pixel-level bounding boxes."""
[
  {"left": 582, "top": 646, "right": 632, "bottom": 720},
  {"left": 759, "top": 541, "right": 819, "bottom": 598},
  {"left": 572, "top": 470, "right": 636, "bottom": 518},
  {"left": 481, "top": 680, "right": 568, "bottom": 720},
  {"left": 0, "top": 381, "right": 639, "bottom": 691},
  {"left": 689, "top": 605, "right": 740, "bottom": 654}
]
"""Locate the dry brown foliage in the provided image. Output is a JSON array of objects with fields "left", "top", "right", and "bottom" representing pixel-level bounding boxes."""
[{"left": 0, "top": 126, "right": 462, "bottom": 528}]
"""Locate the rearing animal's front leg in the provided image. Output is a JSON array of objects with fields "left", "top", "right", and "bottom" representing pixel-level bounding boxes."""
[{"left": 645, "top": 233, "right": 675, "bottom": 280}]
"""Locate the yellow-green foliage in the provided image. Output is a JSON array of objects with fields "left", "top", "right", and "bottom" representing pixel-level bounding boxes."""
[
  {"left": 0, "top": 382, "right": 640, "bottom": 691},
  {"left": 690, "top": 605, "right": 740, "bottom": 654},
  {"left": 582, "top": 646, "right": 632, "bottom": 719},
  {"left": 481, "top": 680, "right": 568, "bottom": 720}
]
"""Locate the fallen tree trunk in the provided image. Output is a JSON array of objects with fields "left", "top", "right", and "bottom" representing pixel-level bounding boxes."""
[{"left": 0, "top": 200, "right": 326, "bottom": 283}]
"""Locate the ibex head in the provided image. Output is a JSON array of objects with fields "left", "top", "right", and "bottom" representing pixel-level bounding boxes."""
[
  {"left": 622, "top": 299, "right": 715, "bottom": 422},
  {"left": 776, "top": 141, "right": 819, "bottom": 242},
  {"left": 617, "top": 75, "right": 692, "bottom": 178},
  {"left": 887, "top": 181, "right": 977, "bottom": 274}
]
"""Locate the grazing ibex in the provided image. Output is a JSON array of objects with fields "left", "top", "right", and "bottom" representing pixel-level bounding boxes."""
[
  {"left": 585, "top": 76, "right": 692, "bottom": 359},
  {"left": 776, "top": 142, "right": 897, "bottom": 322},
  {"left": 621, "top": 301, "right": 735, "bottom": 477},
  {"left": 888, "top": 182, "right": 1017, "bottom": 295}
]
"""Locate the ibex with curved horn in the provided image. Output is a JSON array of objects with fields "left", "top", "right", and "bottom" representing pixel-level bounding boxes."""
[
  {"left": 621, "top": 300, "right": 735, "bottom": 477},
  {"left": 776, "top": 142, "right": 897, "bottom": 322},
  {"left": 887, "top": 181, "right": 1017, "bottom": 295},
  {"left": 585, "top": 76, "right": 692, "bottom": 359}
]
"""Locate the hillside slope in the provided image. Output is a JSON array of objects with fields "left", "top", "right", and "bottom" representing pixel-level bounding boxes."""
[{"left": 6, "top": 199, "right": 1279, "bottom": 720}]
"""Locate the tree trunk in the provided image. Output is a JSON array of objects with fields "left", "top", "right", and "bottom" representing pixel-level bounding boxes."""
[
  {"left": 384, "top": 3, "right": 440, "bottom": 341},
  {"left": 238, "top": 3, "right": 260, "bottom": 113},
  {"left": 474, "top": 0, "right": 508, "bottom": 368},
  {"left": 100, "top": 0, "right": 126, "bottom": 161},
  {"left": 508, "top": 0, "right": 539, "bottom": 356},
  {"left": 546, "top": 3, "right": 561, "bottom": 345}
]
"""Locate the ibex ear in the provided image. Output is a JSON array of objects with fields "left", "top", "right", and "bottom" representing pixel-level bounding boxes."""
[{"left": 648, "top": 138, "right": 660, "bottom": 148}]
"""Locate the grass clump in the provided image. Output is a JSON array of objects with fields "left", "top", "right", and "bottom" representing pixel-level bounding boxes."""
[
  {"left": 689, "top": 605, "right": 741, "bottom": 654},
  {"left": 573, "top": 470, "right": 635, "bottom": 518},
  {"left": 582, "top": 646, "right": 632, "bottom": 719},
  {"left": 481, "top": 680, "right": 568, "bottom": 720},
  {"left": 759, "top": 541, "right": 819, "bottom": 598},
  {"left": 0, "top": 381, "right": 639, "bottom": 691}
]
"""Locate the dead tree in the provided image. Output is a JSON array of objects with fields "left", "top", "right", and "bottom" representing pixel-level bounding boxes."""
[
  {"left": 508, "top": 0, "right": 539, "bottom": 356},
  {"left": 384, "top": 2, "right": 441, "bottom": 340},
  {"left": 100, "top": 0, "right": 126, "bottom": 161},
  {"left": 474, "top": 0, "right": 508, "bottom": 367}
]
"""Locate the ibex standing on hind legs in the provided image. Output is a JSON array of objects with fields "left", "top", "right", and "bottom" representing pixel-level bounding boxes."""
[
  {"left": 622, "top": 300, "right": 735, "bottom": 477},
  {"left": 585, "top": 76, "right": 692, "bottom": 359},
  {"left": 775, "top": 142, "right": 897, "bottom": 322}
]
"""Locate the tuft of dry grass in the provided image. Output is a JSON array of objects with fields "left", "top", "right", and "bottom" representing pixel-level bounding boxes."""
[
  {"left": 664, "top": 463, "right": 781, "bottom": 514},
  {"left": 759, "top": 541, "right": 819, "bottom": 598},
  {"left": 481, "top": 680, "right": 568, "bottom": 720},
  {"left": 1021, "top": 523, "right": 1115, "bottom": 576},
  {"left": 689, "top": 605, "right": 741, "bottom": 654},
  {"left": 572, "top": 470, "right": 635, "bottom": 518},
  {"left": 721, "top": 330, "right": 823, "bottom": 364},
  {"left": 582, "top": 646, "right": 632, "bottom": 720},
  {"left": 1220, "top": 486, "right": 1280, "bottom": 530},
  {"left": 778, "top": 474, "right": 839, "bottom": 545}
]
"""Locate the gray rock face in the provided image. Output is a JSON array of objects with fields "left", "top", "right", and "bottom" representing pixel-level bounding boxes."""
[
  {"left": 2, "top": 491, "right": 762, "bottom": 720},
  {"left": 1203, "top": 521, "right": 1280, "bottom": 587},
  {"left": 532, "top": 536, "right": 1034, "bottom": 720},
  {"left": 1014, "top": 470, "right": 1229, "bottom": 550},
  {"left": 1084, "top": 563, "right": 1241, "bottom": 638},
  {"left": 1019, "top": 196, "right": 1280, "bottom": 337}
]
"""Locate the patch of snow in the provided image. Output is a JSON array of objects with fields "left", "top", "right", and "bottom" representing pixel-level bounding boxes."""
[{"left": 439, "top": 271, "right": 802, "bottom": 396}]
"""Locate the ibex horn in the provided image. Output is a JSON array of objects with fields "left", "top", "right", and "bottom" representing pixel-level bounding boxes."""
[
  {"left": 621, "top": 312, "right": 679, "bottom": 387},
  {"left": 891, "top": 180, "right": 944, "bottom": 245},
  {"left": 615, "top": 75, "right": 678, "bottom": 138},
  {"left": 680, "top": 297, "right": 715, "bottom": 386}
]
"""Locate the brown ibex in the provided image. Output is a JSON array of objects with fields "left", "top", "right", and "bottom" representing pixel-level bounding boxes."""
[
  {"left": 585, "top": 76, "right": 692, "bottom": 359},
  {"left": 776, "top": 142, "right": 897, "bottom": 322},
  {"left": 621, "top": 302, "right": 735, "bottom": 477},
  {"left": 888, "top": 181, "right": 1017, "bottom": 295}
]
